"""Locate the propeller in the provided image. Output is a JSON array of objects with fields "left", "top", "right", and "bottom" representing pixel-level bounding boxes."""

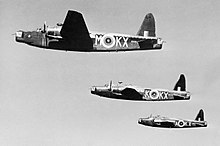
[
  {"left": 42, "top": 21, "right": 47, "bottom": 33},
  {"left": 108, "top": 80, "right": 112, "bottom": 91}
]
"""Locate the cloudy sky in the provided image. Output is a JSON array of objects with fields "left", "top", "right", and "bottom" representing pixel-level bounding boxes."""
[{"left": 1, "top": 0, "right": 220, "bottom": 145}]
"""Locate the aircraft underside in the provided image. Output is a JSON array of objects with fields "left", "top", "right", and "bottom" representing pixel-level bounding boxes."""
[
  {"left": 141, "top": 120, "right": 207, "bottom": 128},
  {"left": 40, "top": 37, "right": 162, "bottom": 52}
]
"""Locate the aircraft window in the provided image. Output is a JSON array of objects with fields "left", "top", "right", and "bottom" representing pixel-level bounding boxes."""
[
  {"left": 48, "top": 31, "right": 54, "bottom": 36},
  {"left": 57, "top": 23, "right": 62, "bottom": 26},
  {"left": 54, "top": 31, "right": 60, "bottom": 36}
]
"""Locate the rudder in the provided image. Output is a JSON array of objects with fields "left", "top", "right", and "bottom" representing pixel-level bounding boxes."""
[
  {"left": 173, "top": 74, "right": 186, "bottom": 91},
  {"left": 136, "top": 13, "right": 156, "bottom": 37},
  {"left": 195, "top": 109, "right": 204, "bottom": 121}
]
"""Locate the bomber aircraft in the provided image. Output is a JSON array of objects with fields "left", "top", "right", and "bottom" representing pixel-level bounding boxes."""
[
  {"left": 15, "top": 10, "right": 164, "bottom": 52},
  {"left": 91, "top": 74, "right": 190, "bottom": 101},
  {"left": 138, "top": 109, "right": 207, "bottom": 128}
]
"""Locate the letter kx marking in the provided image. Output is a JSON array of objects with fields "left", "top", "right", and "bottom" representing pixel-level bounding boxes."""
[
  {"left": 143, "top": 90, "right": 168, "bottom": 100},
  {"left": 95, "top": 34, "right": 128, "bottom": 48},
  {"left": 116, "top": 36, "right": 128, "bottom": 47}
]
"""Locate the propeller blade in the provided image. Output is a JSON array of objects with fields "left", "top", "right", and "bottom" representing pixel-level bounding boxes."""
[
  {"left": 109, "top": 80, "right": 112, "bottom": 91},
  {"left": 43, "top": 21, "right": 47, "bottom": 33}
]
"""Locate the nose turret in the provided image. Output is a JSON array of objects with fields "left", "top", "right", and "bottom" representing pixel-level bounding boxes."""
[
  {"left": 138, "top": 118, "right": 143, "bottom": 124},
  {"left": 90, "top": 86, "right": 97, "bottom": 94},
  {"left": 90, "top": 85, "right": 112, "bottom": 98},
  {"left": 15, "top": 30, "right": 44, "bottom": 47},
  {"left": 138, "top": 118, "right": 154, "bottom": 127},
  {"left": 15, "top": 30, "right": 34, "bottom": 44},
  {"left": 15, "top": 31, "right": 25, "bottom": 42}
]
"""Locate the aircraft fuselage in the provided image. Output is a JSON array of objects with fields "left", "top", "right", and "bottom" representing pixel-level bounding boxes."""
[
  {"left": 91, "top": 85, "right": 190, "bottom": 101},
  {"left": 15, "top": 27, "right": 163, "bottom": 52},
  {"left": 138, "top": 117, "right": 207, "bottom": 128}
]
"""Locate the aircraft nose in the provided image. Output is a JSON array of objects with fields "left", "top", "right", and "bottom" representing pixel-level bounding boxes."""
[
  {"left": 90, "top": 86, "right": 97, "bottom": 94},
  {"left": 138, "top": 118, "right": 142, "bottom": 124},
  {"left": 138, "top": 118, "right": 154, "bottom": 126},
  {"left": 15, "top": 31, "right": 24, "bottom": 42},
  {"left": 91, "top": 86, "right": 96, "bottom": 91}
]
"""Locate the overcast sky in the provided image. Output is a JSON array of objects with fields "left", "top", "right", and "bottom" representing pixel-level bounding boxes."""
[{"left": 1, "top": 0, "right": 220, "bottom": 145}]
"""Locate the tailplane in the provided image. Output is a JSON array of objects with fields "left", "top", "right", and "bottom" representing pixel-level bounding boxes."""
[
  {"left": 195, "top": 109, "right": 205, "bottom": 121},
  {"left": 136, "top": 13, "right": 156, "bottom": 37},
  {"left": 173, "top": 74, "right": 186, "bottom": 91}
]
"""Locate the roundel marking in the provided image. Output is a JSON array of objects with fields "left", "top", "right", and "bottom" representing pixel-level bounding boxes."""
[
  {"left": 101, "top": 34, "right": 116, "bottom": 48},
  {"left": 177, "top": 120, "right": 185, "bottom": 127},
  {"left": 149, "top": 90, "right": 159, "bottom": 100}
]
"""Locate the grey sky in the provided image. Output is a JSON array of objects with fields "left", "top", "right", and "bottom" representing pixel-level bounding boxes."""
[{"left": 1, "top": 0, "right": 220, "bottom": 145}]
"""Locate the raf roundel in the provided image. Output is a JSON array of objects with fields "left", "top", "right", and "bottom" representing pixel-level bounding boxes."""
[
  {"left": 149, "top": 90, "right": 159, "bottom": 100},
  {"left": 101, "top": 34, "right": 116, "bottom": 48},
  {"left": 177, "top": 120, "right": 185, "bottom": 127}
]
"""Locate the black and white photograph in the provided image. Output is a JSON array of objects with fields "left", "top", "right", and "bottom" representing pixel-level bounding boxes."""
[{"left": 1, "top": 0, "right": 219, "bottom": 145}]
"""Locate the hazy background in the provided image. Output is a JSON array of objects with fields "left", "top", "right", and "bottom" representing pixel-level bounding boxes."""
[{"left": 1, "top": 0, "right": 220, "bottom": 145}]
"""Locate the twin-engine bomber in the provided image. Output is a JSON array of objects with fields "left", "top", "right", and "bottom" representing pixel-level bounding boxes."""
[
  {"left": 15, "top": 10, "right": 164, "bottom": 52},
  {"left": 138, "top": 109, "right": 207, "bottom": 128},
  {"left": 91, "top": 74, "right": 190, "bottom": 101}
]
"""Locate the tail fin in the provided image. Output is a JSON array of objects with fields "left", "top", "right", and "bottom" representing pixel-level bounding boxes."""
[
  {"left": 195, "top": 109, "right": 204, "bottom": 121},
  {"left": 136, "top": 13, "right": 156, "bottom": 37},
  {"left": 173, "top": 74, "right": 186, "bottom": 91}
]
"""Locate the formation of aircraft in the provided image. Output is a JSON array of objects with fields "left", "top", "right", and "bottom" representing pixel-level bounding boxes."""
[
  {"left": 138, "top": 109, "right": 207, "bottom": 128},
  {"left": 15, "top": 10, "right": 164, "bottom": 52},
  {"left": 15, "top": 10, "right": 207, "bottom": 129},
  {"left": 91, "top": 74, "right": 190, "bottom": 101}
]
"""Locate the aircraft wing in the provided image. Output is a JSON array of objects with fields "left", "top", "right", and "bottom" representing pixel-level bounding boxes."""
[
  {"left": 121, "top": 87, "right": 142, "bottom": 100},
  {"left": 60, "top": 10, "right": 93, "bottom": 50},
  {"left": 153, "top": 118, "right": 176, "bottom": 127}
]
